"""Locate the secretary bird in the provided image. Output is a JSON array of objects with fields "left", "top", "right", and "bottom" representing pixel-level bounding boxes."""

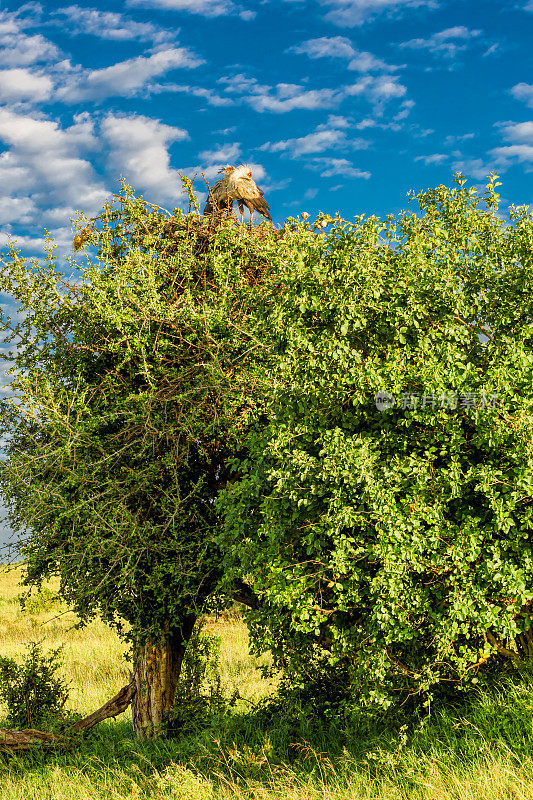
[{"left": 203, "top": 165, "right": 272, "bottom": 224}]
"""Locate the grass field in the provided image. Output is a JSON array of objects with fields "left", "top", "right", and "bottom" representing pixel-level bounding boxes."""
[{"left": 2, "top": 565, "right": 533, "bottom": 799}]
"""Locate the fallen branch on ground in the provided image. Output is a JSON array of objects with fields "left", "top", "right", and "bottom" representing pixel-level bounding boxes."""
[{"left": 0, "top": 679, "right": 136, "bottom": 751}]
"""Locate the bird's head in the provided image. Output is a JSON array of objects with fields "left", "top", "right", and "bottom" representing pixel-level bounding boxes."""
[
  {"left": 234, "top": 164, "right": 253, "bottom": 179},
  {"left": 218, "top": 164, "right": 235, "bottom": 176}
]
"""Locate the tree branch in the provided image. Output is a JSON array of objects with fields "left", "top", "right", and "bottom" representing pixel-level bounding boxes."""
[
  {"left": 0, "top": 728, "right": 69, "bottom": 751},
  {"left": 231, "top": 580, "right": 259, "bottom": 609},
  {"left": 485, "top": 630, "right": 521, "bottom": 662},
  {"left": 0, "top": 679, "right": 136, "bottom": 751},
  {"left": 70, "top": 678, "right": 136, "bottom": 733}
]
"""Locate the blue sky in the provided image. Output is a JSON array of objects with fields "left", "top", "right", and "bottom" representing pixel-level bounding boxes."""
[
  {"left": 0, "top": 0, "right": 532, "bottom": 546},
  {"left": 0, "top": 0, "right": 532, "bottom": 245}
]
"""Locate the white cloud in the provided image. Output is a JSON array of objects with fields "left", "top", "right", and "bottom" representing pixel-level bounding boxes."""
[
  {"left": 490, "top": 126, "right": 533, "bottom": 169},
  {"left": 354, "top": 116, "right": 401, "bottom": 130},
  {"left": 0, "top": 196, "right": 36, "bottom": 225},
  {"left": 415, "top": 153, "right": 448, "bottom": 165},
  {"left": 199, "top": 143, "right": 242, "bottom": 163},
  {"left": 0, "top": 68, "right": 53, "bottom": 103},
  {"left": 394, "top": 99, "right": 414, "bottom": 122},
  {"left": 345, "top": 75, "right": 407, "bottom": 107},
  {"left": 196, "top": 142, "right": 242, "bottom": 178},
  {"left": 0, "top": 232, "right": 54, "bottom": 252},
  {"left": 268, "top": 130, "right": 344, "bottom": 155},
  {"left": 482, "top": 43, "right": 499, "bottom": 57},
  {"left": 0, "top": 109, "right": 107, "bottom": 236},
  {"left": 354, "top": 117, "right": 379, "bottom": 129},
  {"left": 261, "top": 117, "right": 368, "bottom": 157},
  {"left": 219, "top": 73, "right": 407, "bottom": 115},
  {"left": 101, "top": 114, "right": 189, "bottom": 202},
  {"left": 490, "top": 145, "right": 533, "bottom": 167},
  {"left": 185, "top": 86, "right": 233, "bottom": 105},
  {"left": 52, "top": 6, "right": 174, "bottom": 44},
  {"left": 0, "top": 32, "right": 59, "bottom": 67},
  {"left": 0, "top": 9, "right": 60, "bottom": 67},
  {"left": 444, "top": 132, "right": 475, "bottom": 146},
  {"left": 501, "top": 121, "right": 533, "bottom": 143},
  {"left": 511, "top": 83, "right": 533, "bottom": 108},
  {"left": 309, "top": 157, "right": 371, "bottom": 179},
  {"left": 348, "top": 51, "right": 400, "bottom": 72},
  {"left": 292, "top": 36, "right": 400, "bottom": 72},
  {"left": 58, "top": 48, "right": 204, "bottom": 102},
  {"left": 453, "top": 122, "right": 533, "bottom": 178},
  {"left": 198, "top": 143, "right": 242, "bottom": 177},
  {"left": 126, "top": 0, "right": 245, "bottom": 18},
  {"left": 292, "top": 36, "right": 356, "bottom": 60},
  {"left": 0, "top": 110, "right": 95, "bottom": 157},
  {"left": 219, "top": 74, "right": 342, "bottom": 112},
  {"left": 325, "top": 114, "right": 351, "bottom": 129},
  {"left": 218, "top": 74, "right": 263, "bottom": 95},
  {"left": 399, "top": 26, "right": 482, "bottom": 59},
  {"left": 451, "top": 157, "right": 494, "bottom": 181},
  {"left": 249, "top": 84, "right": 341, "bottom": 113},
  {"left": 156, "top": 84, "right": 233, "bottom": 106},
  {"left": 318, "top": 0, "right": 438, "bottom": 27}
]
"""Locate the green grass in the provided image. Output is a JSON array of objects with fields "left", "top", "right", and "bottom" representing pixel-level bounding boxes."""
[{"left": 2, "top": 564, "right": 533, "bottom": 799}]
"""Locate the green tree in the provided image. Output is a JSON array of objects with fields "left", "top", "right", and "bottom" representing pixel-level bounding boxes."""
[
  {"left": 219, "top": 176, "right": 533, "bottom": 713},
  {"left": 0, "top": 183, "right": 285, "bottom": 737}
]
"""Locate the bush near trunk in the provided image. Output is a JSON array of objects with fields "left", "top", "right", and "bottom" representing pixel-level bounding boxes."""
[
  {"left": 219, "top": 175, "right": 533, "bottom": 713},
  {"left": 0, "top": 642, "right": 71, "bottom": 731}
]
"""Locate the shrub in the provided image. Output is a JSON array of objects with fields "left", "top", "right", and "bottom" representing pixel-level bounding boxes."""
[
  {"left": 219, "top": 175, "right": 533, "bottom": 713},
  {"left": 0, "top": 641, "right": 70, "bottom": 730},
  {"left": 169, "top": 620, "right": 235, "bottom": 735},
  {"left": 17, "top": 586, "right": 61, "bottom": 615}
]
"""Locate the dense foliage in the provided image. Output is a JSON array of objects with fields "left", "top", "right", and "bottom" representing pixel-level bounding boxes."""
[
  {"left": 169, "top": 621, "right": 231, "bottom": 735},
  {"left": 0, "top": 642, "right": 70, "bottom": 730},
  {"left": 0, "top": 183, "right": 288, "bottom": 645},
  {"left": 220, "top": 176, "right": 533, "bottom": 710},
  {"left": 3, "top": 174, "right": 533, "bottom": 722}
]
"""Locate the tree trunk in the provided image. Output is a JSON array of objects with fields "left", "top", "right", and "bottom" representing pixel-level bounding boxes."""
[{"left": 131, "top": 615, "right": 196, "bottom": 739}]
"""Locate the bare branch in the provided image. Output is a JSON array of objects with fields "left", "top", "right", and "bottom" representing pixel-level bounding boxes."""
[{"left": 0, "top": 679, "right": 136, "bottom": 751}]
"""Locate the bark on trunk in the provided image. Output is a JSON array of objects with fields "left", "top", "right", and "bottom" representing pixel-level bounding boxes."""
[{"left": 131, "top": 615, "right": 196, "bottom": 739}]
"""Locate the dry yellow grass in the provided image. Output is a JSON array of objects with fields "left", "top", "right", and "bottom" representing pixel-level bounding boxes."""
[
  {"left": 0, "top": 564, "right": 274, "bottom": 717},
  {"left": 1, "top": 564, "right": 533, "bottom": 800},
  {"left": 0, "top": 564, "right": 129, "bottom": 715}
]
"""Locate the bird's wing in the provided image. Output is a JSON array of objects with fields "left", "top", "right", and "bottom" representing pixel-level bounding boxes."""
[
  {"left": 212, "top": 177, "right": 229, "bottom": 199},
  {"left": 248, "top": 196, "right": 272, "bottom": 221},
  {"left": 235, "top": 177, "right": 262, "bottom": 200},
  {"left": 247, "top": 180, "right": 272, "bottom": 220},
  {"left": 231, "top": 176, "right": 272, "bottom": 220},
  {"left": 205, "top": 177, "right": 233, "bottom": 215}
]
